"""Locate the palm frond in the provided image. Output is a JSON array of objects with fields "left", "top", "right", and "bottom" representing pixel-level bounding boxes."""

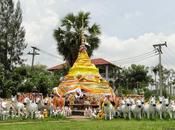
[{"left": 88, "top": 23, "right": 101, "bottom": 35}]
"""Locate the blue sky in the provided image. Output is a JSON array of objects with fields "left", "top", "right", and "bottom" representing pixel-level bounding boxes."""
[{"left": 15, "top": 0, "right": 175, "bottom": 69}]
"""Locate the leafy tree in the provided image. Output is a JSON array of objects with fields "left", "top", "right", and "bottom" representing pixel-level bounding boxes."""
[
  {"left": 0, "top": 0, "right": 26, "bottom": 72},
  {"left": 126, "top": 64, "right": 152, "bottom": 90},
  {"left": 113, "top": 64, "right": 152, "bottom": 95},
  {"left": 0, "top": 64, "right": 62, "bottom": 98},
  {"left": 54, "top": 11, "right": 101, "bottom": 66},
  {"left": 15, "top": 65, "right": 62, "bottom": 96},
  {"left": 0, "top": 64, "right": 5, "bottom": 97},
  {"left": 152, "top": 65, "right": 159, "bottom": 83},
  {"left": 161, "top": 68, "right": 175, "bottom": 96}
]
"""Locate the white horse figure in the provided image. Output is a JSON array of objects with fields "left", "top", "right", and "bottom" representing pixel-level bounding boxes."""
[
  {"left": 130, "top": 97, "right": 135, "bottom": 116},
  {"left": 168, "top": 100, "right": 175, "bottom": 119},
  {"left": 84, "top": 108, "right": 88, "bottom": 117},
  {"left": 0, "top": 98, "right": 10, "bottom": 120},
  {"left": 52, "top": 109, "right": 60, "bottom": 117},
  {"left": 131, "top": 99, "right": 142, "bottom": 119},
  {"left": 143, "top": 96, "right": 156, "bottom": 119},
  {"left": 161, "top": 98, "right": 171, "bottom": 119},
  {"left": 43, "top": 97, "right": 54, "bottom": 116},
  {"left": 103, "top": 101, "right": 115, "bottom": 120},
  {"left": 60, "top": 107, "right": 66, "bottom": 116},
  {"left": 23, "top": 97, "right": 38, "bottom": 119},
  {"left": 140, "top": 97, "right": 145, "bottom": 117},
  {"left": 84, "top": 107, "right": 93, "bottom": 118},
  {"left": 64, "top": 106, "right": 72, "bottom": 117},
  {"left": 119, "top": 98, "right": 131, "bottom": 119},
  {"left": 36, "top": 97, "right": 45, "bottom": 111},
  {"left": 35, "top": 111, "right": 44, "bottom": 119},
  {"left": 156, "top": 96, "right": 170, "bottom": 119},
  {"left": 156, "top": 96, "right": 164, "bottom": 119},
  {"left": 11, "top": 96, "right": 25, "bottom": 117}
]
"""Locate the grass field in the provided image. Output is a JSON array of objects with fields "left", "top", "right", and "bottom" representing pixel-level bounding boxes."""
[{"left": 0, "top": 118, "right": 175, "bottom": 130}]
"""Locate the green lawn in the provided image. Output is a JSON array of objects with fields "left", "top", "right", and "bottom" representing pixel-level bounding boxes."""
[{"left": 0, "top": 119, "right": 175, "bottom": 130}]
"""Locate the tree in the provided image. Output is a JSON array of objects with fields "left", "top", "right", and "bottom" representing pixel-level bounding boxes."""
[
  {"left": 152, "top": 65, "right": 159, "bottom": 83},
  {"left": 8, "top": 65, "right": 59, "bottom": 97},
  {"left": 127, "top": 64, "right": 152, "bottom": 90},
  {"left": 114, "top": 64, "right": 152, "bottom": 95},
  {"left": 0, "top": 0, "right": 26, "bottom": 72},
  {"left": 54, "top": 11, "right": 101, "bottom": 66}
]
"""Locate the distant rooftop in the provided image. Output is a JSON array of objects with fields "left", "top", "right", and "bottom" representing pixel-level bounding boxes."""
[{"left": 48, "top": 58, "right": 121, "bottom": 71}]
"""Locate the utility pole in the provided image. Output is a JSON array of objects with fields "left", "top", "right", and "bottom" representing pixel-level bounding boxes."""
[
  {"left": 28, "top": 46, "right": 40, "bottom": 69},
  {"left": 153, "top": 41, "right": 167, "bottom": 96}
]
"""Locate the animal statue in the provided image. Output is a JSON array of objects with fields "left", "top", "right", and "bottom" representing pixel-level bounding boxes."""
[
  {"left": 139, "top": 97, "right": 145, "bottom": 117},
  {"left": 0, "top": 98, "right": 10, "bottom": 120},
  {"left": 115, "top": 96, "right": 122, "bottom": 107},
  {"left": 51, "top": 107, "right": 66, "bottom": 117},
  {"left": 43, "top": 97, "right": 55, "bottom": 116},
  {"left": 36, "top": 97, "right": 45, "bottom": 111},
  {"left": 168, "top": 100, "right": 175, "bottom": 119},
  {"left": 35, "top": 111, "right": 44, "bottom": 119},
  {"left": 161, "top": 98, "right": 170, "bottom": 119},
  {"left": 11, "top": 96, "right": 25, "bottom": 117},
  {"left": 143, "top": 96, "right": 156, "bottom": 119},
  {"left": 118, "top": 98, "right": 132, "bottom": 119},
  {"left": 156, "top": 96, "right": 164, "bottom": 119},
  {"left": 23, "top": 97, "right": 38, "bottom": 118},
  {"left": 103, "top": 100, "right": 115, "bottom": 120},
  {"left": 131, "top": 99, "right": 142, "bottom": 119},
  {"left": 84, "top": 107, "right": 93, "bottom": 118},
  {"left": 52, "top": 96, "right": 64, "bottom": 109},
  {"left": 63, "top": 106, "right": 72, "bottom": 117}
]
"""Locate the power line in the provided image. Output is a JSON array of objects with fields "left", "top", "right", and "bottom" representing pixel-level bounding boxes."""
[
  {"left": 112, "top": 54, "right": 158, "bottom": 65},
  {"left": 112, "top": 50, "right": 157, "bottom": 63},
  {"left": 28, "top": 46, "right": 63, "bottom": 61},
  {"left": 167, "top": 46, "right": 175, "bottom": 56},
  {"left": 39, "top": 48, "right": 63, "bottom": 61},
  {"left": 112, "top": 52, "right": 157, "bottom": 64},
  {"left": 162, "top": 55, "right": 175, "bottom": 68},
  {"left": 27, "top": 46, "right": 40, "bottom": 69},
  {"left": 153, "top": 41, "right": 167, "bottom": 96},
  {"left": 160, "top": 46, "right": 175, "bottom": 69}
]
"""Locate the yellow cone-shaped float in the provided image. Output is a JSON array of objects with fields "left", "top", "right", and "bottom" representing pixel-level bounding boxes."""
[{"left": 54, "top": 36, "right": 114, "bottom": 96}]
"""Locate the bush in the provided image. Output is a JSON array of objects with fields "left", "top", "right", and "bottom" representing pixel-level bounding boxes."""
[
  {"left": 122, "top": 89, "right": 133, "bottom": 95},
  {"left": 144, "top": 90, "right": 157, "bottom": 100}
]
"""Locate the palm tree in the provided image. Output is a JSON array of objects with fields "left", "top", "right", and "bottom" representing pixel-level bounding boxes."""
[
  {"left": 152, "top": 65, "right": 159, "bottom": 94},
  {"left": 53, "top": 11, "right": 101, "bottom": 66},
  {"left": 152, "top": 66, "right": 159, "bottom": 83}
]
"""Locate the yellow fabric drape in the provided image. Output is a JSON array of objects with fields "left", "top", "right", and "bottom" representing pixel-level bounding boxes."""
[{"left": 54, "top": 49, "right": 114, "bottom": 96}]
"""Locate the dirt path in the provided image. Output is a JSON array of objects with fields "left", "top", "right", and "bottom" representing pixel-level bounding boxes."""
[{"left": 67, "top": 116, "right": 90, "bottom": 121}]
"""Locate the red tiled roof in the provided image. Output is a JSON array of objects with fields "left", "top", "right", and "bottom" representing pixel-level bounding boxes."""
[
  {"left": 91, "top": 58, "right": 112, "bottom": 65},
  {"left": 48, "top": 63, "right": 67, "bottom": 71},
  {"left": 48, "top": 58, "right": 120, "bottom": 71}
]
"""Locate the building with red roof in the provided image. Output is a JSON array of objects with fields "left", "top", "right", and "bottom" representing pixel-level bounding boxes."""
[{"left": 48, "top": 58, "right": 121, "bottom": 80}]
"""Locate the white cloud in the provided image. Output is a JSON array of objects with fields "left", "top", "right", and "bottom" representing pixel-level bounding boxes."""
[
  {"left": 14, "top": 0, "right": 175, "bottom": 69},
  {"left": 93, "top": 33, "right": 175, "bottom": 69},
  {"left": 124, "top": 11, "right": 142, "bottom": 20},
  {"left": 17, "top": 0, "right": 62, "bottom": 67}
]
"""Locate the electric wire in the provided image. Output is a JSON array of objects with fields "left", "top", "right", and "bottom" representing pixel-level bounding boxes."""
[
  {"left": 111, "top": 49, "right": 157, "bottom": 63},
  {"left": 112, "top": 52, "right": 158, "bottom": 64},
  {"left": 39, "top": 48, "right": 63, "bottom": 61},
  {"left": 112, "top": 54, "right": 158, "bottom": 65}
]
